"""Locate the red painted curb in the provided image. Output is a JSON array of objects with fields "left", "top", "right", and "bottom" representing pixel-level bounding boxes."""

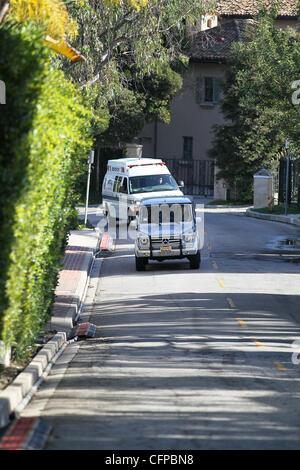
[
  {"left": 100, "top": 232, "right": 110, "bottom": 251},
  {"left": 75, "top": 322, "right": 96, "bottom": 338},
  {"left": 0, "top": 417, "right": 37, "bottom": 450},
  {"left": 0, "top": 417, "right": 52, "bottom": 450}
]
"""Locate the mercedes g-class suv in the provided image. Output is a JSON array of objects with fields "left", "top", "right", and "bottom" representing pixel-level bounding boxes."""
[{"left": 134, "top": 196, "right": 201, "bottom": 271}]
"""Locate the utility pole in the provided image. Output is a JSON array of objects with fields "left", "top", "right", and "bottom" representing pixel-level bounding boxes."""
[{"left": 84, "top": 150, "right": 94, "bottom": 227}]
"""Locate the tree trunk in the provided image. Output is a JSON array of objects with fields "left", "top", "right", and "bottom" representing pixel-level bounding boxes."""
[{"left": 0, "top": 1, "right": 9, "bottom": 23}]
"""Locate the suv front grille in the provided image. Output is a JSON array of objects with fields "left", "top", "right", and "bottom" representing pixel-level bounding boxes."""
[{"left": 150, "top": 236, "right": 181, "bottom": 250}]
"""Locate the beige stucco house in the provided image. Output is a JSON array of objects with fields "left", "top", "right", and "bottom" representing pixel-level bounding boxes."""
[{"left": 137, "top": 0, "right": 298, "bottom": 198}]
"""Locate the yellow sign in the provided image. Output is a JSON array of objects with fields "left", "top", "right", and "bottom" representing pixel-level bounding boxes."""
[{"left": 45, "top": 36, "right": 85, "bottom": 62}]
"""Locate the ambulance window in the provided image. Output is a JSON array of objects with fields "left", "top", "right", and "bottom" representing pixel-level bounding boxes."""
[
  {"left": 106, "top": 179, "right": 113, "bottom": 190},
  {"left": 119, "top": 177, "right": 128, "bottom": 194}
]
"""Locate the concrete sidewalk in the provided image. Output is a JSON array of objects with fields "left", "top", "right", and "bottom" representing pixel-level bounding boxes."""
[{"left": 47, "top": 229, "right": 101, "bottom": 335}]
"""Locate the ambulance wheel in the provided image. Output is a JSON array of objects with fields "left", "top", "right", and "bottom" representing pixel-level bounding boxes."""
[
  {"left": 135, "top": 256, "right": 147, "bottom": 271},
  {"left": 189, "top": 250, "right": 201, "bottom": 269}
]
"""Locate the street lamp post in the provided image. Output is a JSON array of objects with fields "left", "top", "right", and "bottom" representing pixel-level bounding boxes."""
[
  {"left": 284, "top": 140, "right": 290, "bottom": 216},
  {"left": 84, "top": 150, "right": 94, "bottom": 227}
]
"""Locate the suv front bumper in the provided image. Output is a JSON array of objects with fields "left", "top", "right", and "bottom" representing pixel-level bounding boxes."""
[{"left": 135, "top": 243, "right": 198, "bottom": 259}]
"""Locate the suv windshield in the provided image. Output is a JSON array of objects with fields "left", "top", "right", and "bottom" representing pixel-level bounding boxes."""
[
  {"left": 129, "top": 174, "right": 178, "bottom": 194},
  {"left": 139, "top": 204, "right": 193, "bottom": 225}
]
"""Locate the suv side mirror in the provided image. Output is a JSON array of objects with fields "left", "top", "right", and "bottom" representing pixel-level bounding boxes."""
[{"left": 178, "top": 181, "right": 184, "bottom": 188}]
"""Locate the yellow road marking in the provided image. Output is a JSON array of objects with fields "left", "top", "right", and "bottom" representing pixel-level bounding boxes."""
[
  {"left": 254, "top": 340, "right": 264, "bottom": 347},
  {"left": 236, "top": 318, "right": 247, "bottom": 328},
  {"left": 226, "top": 297, "right": 236, "bottom": 308},
  {"left": 212, "top": 261, "right": 218, "bottom": 270},
  {"left": 273, "top": 361, "right": 286, "bottom": 371},
  {"left": 218, "top": 279, "right": 224, "bottom": 288}
]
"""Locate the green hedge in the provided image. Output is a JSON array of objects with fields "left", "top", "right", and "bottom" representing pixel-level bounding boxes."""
[
  {"left": 0, "top": 22, "right": 92, "bottom": 359},
  {"left": 0, "top": 22, "right": 48, "bottom": 344}
]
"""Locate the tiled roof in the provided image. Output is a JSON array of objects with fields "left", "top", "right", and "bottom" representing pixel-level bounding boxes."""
[
  {"left": 214, "top": 0, "right": 298, "bottom": 18},
  {"left": 188, "top": 19, "right": 256, "bottom": 63}
]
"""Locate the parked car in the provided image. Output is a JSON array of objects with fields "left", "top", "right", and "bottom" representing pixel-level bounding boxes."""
[{"left": 134, "top": 196, "right": 201, "bottom": 271}]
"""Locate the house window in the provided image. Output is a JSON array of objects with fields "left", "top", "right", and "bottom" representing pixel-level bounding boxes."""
[
  {"left": 196, "top": 76, "right": 221, "bottom": 105},
  {"left": 183, "top": 136, "right": 193, "bottom": 160},
  {"left": 204, "top": 77, "right": 214, "bottom": 102}
]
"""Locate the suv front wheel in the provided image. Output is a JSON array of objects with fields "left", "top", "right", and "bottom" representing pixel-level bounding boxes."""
[
  {"left": 135, "top": 256, "right": 147, "bottom": 271},
  {"left": 189, "top": 250, "right": 201, "bottom": 269}
]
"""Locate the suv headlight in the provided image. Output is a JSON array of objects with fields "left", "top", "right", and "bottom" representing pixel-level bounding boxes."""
[
  {"left": 183, "top": 233, "right": 196, "bottom": 243},
  {"left": 137, "top": 235, "right": 150, "bottom": 248}
]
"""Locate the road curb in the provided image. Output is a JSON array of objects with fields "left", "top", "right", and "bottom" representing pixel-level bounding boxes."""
[
  {"left": 0, "top": 332, "right": 66, "bottom": 428},
  {"left": 246, "top": 208, "right": 300, "bottom": 227}
]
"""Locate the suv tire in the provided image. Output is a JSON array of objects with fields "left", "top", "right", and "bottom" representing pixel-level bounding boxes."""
[
  {"left": 135, "top": 256, "right": 147, "bottom": 271},
  {"left": 189, "top": 250, "right": 201, "bottom": 269}
]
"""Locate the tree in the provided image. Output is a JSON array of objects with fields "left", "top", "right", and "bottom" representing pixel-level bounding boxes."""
[
  {"left": 57, "top": 0, "right": 212, "bottom": 147},
  {"left": 0, "top": 0, "right": 77, "bottom": 40},
  {"left": 61, "top": 0, "right": 211, "bottom": 86},
  {"left": 95, "top": 59, "right": 183, "bottom": 147},
  {"left": 208, "top": 3, "right": 300, "bottom": 201},
  {"left": 0, "top": 0, "right": 149, "bottom": 39}
]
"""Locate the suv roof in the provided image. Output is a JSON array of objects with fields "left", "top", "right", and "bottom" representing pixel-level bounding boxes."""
[{"left": 140, "top": 196, "right": 193, "bottom": 206}]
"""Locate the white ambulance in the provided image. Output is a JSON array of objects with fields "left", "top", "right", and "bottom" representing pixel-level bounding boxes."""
[{"left": 102, "top": 157, "right": 184, "bottom": 221}]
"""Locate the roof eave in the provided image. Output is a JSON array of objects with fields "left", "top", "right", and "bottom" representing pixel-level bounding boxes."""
[
  {"left": 219, "top": 14, "right": 298, "bottom": 20},
  {"left": 189, "top": 56, "right": 227, "bottom": 64}
]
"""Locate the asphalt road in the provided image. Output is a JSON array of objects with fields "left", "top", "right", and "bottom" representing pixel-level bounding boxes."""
[{"left": 22, "top": 207, "right": 300, "bottom": 450}]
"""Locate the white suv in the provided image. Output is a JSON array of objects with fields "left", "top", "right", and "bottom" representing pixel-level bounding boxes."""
[{"left": 135, "top": 196, "right": 201, "bottom": 271}]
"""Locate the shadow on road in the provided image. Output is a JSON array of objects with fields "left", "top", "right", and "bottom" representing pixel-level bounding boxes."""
[{"left": 43, "top": 290, "right": 300, "bottom": 450}]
